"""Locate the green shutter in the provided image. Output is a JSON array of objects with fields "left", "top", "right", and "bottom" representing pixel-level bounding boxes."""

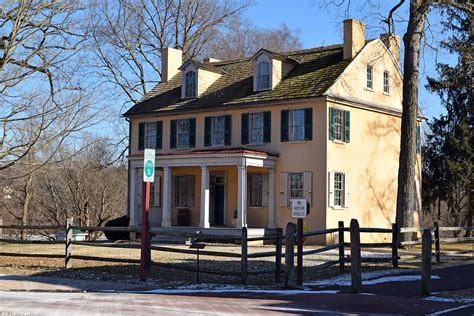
[
  {"left": 241, "top": 113, "right": 249, "bottom": 145},
  {"left": 170, "top": 120, "right": 177, "bottom": 149},
  {"left": 329, "top": 108, "right": 335, "bottom": 140},
  {"left": 204, "top": 116, "right": 211, "bottom": 147},
  {"left": 416, "top": 124, "right": 421, "bottom": 153},
  {"left": 138, "top": 122, "right": 145, "bottom": 150},
  {"left": 155, "top": 121, "right": 163, "bottom": 149},
  {"left": 281, "top": 110, "right": 289, "bottom": 142},
  {"left": 304, "top": 108, "right": 313, "bottom": 141},
  {"left": 344, "top": 110, "right": 350, "bottom": 143},
  {"left": 189, "top": 118, "right": 196, "bottom": 147},
  {"left": 224, "top": 115, "right": 232, "bottom": 146},
  {"left": 263, "top": 111, "right": 271, "bottom": 143}
]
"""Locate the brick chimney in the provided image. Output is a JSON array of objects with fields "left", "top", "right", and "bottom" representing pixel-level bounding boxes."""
[
  {"left": 161, "top": 47, "right": 183, "bottom": 83},
  {"left": 380, "top": 33, "right": 401, "bottom": 66},
  {"left": 203, "top": 57, "right": 221, "bottom": 63},
  {"left": 343, "top": 19, "right": 365, "bottom": 60}
]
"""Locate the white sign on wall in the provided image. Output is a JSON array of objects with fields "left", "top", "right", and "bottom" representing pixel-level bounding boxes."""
[
  {"left": 143, "top": 148, "right": 155, "bottom": 182},
  {"left": 291, "top": 199, "right": 308, "bottom": 219}
]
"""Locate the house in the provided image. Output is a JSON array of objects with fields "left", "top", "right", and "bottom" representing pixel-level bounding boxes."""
[{"left": 123, "top": 19, "right": 423, "bottom": 243}]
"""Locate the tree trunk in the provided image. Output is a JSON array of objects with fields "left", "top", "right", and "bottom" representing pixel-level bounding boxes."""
[
  {"left": 396, "top": 0, "right": 428, "bottom": 240},
  {"left": 466, "top": 178, "right": 473, "bottom": 237},
  {"left": 21, "top": 173, "right": 34, "bottom": 240}
]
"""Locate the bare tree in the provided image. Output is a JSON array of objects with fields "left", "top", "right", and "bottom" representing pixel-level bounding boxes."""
[
  {"left": 206, "top": 17, "right": 303, "bottom": 60},
  {"left": 0, "top": 0, "right": 103, "bottom": 173},
  {"left": 90, "top": 0, "right": 252, "bottom": 107}
]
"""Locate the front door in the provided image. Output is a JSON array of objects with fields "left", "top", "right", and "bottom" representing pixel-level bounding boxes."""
[{"left": 210, "top": 174, "right": 225, "bottom": 226}]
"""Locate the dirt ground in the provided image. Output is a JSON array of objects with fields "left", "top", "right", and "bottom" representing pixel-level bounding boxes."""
[{"left": 0, "top": 241, "right": 472, "bottom": 288}]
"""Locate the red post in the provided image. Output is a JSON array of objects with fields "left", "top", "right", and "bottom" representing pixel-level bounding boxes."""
[
  {"left": 296, "top": 218, "right": 303, "bottom": 286},
  {"left": 140, "top": 181, "right": 150, "bottom": 281}
]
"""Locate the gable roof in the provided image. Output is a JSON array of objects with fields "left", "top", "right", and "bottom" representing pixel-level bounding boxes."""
[{"left": 124, "top": 43, "right": 356, "bottom": 117}]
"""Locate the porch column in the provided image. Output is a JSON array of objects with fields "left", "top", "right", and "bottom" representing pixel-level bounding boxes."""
[
  {"left": 237, "top": 164, "right": 247, "bottom": 228},
  {"left": 161, "top": 166, "right": 172, "bottom": 227},
  {"left": 129, "top": 167, "right": 138, "bottom": 226},
  {"left": 200, "top": 165, "right": 210, "bottom": 228},
  {"left": 268, "top": 168, "right": 276, "bottom": 228}
]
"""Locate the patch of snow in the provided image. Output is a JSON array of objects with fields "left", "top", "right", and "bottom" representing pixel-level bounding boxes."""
[
  {"left": 364, "top": 275, "right": 440, "bottom": 285},
  {"left": 425, "top": 296, "right": 474, "bottom": 304}
]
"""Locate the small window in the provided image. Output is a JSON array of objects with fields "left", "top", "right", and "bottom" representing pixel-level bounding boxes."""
[
  {"left": 174, "top": 175, "right": 194, "bottom": 207},
  {"left": 366, "top": 65, "right": 373, "bottom": 90},
  {"left": 257, "top": 61, "right": 270, "bottom": 90},
  {"left": 249, "top": 112, "right": 264, "bottom": 144},
  {"left": 211, "top": 116, "right": 226, "bottom": 146},
  {"left": 289, "top": 109, "right": 305, "bottom": 141},
  {"left": 383, "top": 70, "right": 390, "bottom": 94},
  {"left": 289, "top": 172, "right": 304, "bottom": 203},
  {"left": 247, "top": 173, "right": 263, "bottom": 207},
  {"left": 177, "top": 119, "right": 191, "bottom": 148},
  {"left": 145, "top": 122, "right": 157, "bottom": 148},
  {"left": 185, "top": 71, "right": 197, "bottom": 98},
  {"left": 329, "top": 108, "right": 350, "bottom": 143},
  {"left": 333, "top": 109, "right": 343, "bottom": 141},
  {"left": 334, "top": 172, "right": 345, "bottom": 207}
]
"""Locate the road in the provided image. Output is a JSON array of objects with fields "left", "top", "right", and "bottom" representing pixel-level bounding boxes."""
[{"left": 1, "top": 290, "right": 473, "bottom": 315}]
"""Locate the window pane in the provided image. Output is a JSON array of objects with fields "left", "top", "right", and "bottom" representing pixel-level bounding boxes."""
[
  {"left": 257, "top": 61, "right": 270, "bottom": 90},
  {"left": 289, "top": 109, "right": 305, "bottom": 141},
  {"left": 177, "top": 119, "right": 190, "bottom": 148},
  {"left": 249, "top": 112, "right": 264, "bottom": 143},
  {"left": 334, "top": 109, "right": 343, "bottom": 141},
  {"left": 145, "top": 122, "right": 157, "bottom": 148},
  {"left": 211, "top": 116, "right": 225, "bottom": 146},
  {"left": 334, "top": 172, "right": 344, "bottom": 207},
  {"left": 366, "top": 65, "right": 373, "bottom": 89},
  {"left": 176, "top": 176, "right": 190, "bottom": 207},
  {"left": 249, "top": 174, "right": 263, "bottom": 207},
  {"left": 383, "top": 71, "right": 390, "bottom": 94},
  {"left": 185, "top": 71, "right": 196, "bottom": 98},
  {"left": 289, "top": 172, "right": 304, "bottom": 201}
]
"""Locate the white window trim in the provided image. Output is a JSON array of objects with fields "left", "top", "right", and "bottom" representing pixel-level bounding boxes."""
[
  {"left": 176, "top": 118, "right": 192, "bottom": 149},
  {"left": 182, "top": 68, "right": 198, "bottom": 99},
  {"left": 383, "top": 70, "right": 390, "bottom": 95},
  {"left": 209, "top": 115, "right": 227, "bottom": 148},
  {"left": 248, "top": 111, "right": 265, "bottom": 145},
  {"left": 247, "top": 173, "right": 264, "bottom": 208},
  {"left": 288, "top": 108, "right": 306, "bottom": 142},
  {"left": 366, "top": 65, "right": 374, "bottom": 91},
  {"left": 144, "top": 122, "right": 157, "bottom": 149},
  {"left": 329, "top": 171, "right": 349, "bottom": 209}
]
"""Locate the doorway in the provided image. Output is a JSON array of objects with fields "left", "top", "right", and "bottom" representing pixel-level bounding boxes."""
[{"left": 210, "top": 173, "right": 226, "bottom": 226}]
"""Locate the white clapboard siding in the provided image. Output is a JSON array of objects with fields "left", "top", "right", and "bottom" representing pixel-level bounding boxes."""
[
  {"left": 280, "top": 172, "right": 288, "bottom": 207},
  {"left": 262, "top": 173, "right": 269, "bottom": 207},
  {"left": 344, "top": 173, "right": 349, "bottom": 208},
  {"left": 303, "top": 171, "right": 312, "bottom": 205},
  {"left": 328, "top": 171, "right": 335, "bottom": 208}
]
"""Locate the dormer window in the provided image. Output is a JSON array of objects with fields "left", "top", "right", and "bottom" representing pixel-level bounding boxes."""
[
  {"left": 257, "top": 61, "right": 271, "bottom": 90},
  {"left": 185, "top": 71, "right": 197, "bottom": 98}
]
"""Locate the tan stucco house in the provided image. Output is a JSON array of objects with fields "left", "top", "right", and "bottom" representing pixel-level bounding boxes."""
[{"left": 123, "top": 19, "right": 423, "bottom": 242}]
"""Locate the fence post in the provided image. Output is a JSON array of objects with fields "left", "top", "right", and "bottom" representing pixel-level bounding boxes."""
[
  {"left": 284, "top": 222, "right": 295, "bottom": 288},
  {"left": 241, "top": 227, "right": 248, "bottom": 285},
  {"left": 434, "top": 222, "right": 440, "bottom": 263},
  {"left": 392, "top": 223, "right": 399, "bottom": 268},
  {"left": 350, "top": 219, "right": 362, "bottom": 293},
  {"left": 65, "top": 217, "right": 73, "bottom": 269},
  {"left": 338, "top": 221, "right": 345, "bottom": 272},
  {"left": 275, "top": 228, "right": 283, "bottom": 283},
  {"left": 421, "top": 228, "right": 432, "bottom": 296}
]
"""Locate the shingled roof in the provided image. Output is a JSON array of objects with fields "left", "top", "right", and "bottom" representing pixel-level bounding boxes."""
[{"left": 124, "top": 43, "right": 355, "bottom": 117}]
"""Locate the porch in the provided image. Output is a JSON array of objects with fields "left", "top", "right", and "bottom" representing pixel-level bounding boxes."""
[{"left": 129, "top": 148, "right": 278, "bottom": 229}]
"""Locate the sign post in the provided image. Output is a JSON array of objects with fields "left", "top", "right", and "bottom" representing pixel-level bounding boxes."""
[
  {"left": 291, "top": 199, "right": 309, "bottom": 286},
  {"left": 140, "top": 148, "right": 155, "bottom": 282}
]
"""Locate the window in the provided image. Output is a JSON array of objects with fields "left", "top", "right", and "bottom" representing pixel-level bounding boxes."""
[
  {"left": 150, "top": 181, "right": 157, "bottom": 206},
  {"left": 257, "top": 61, "right": 270, "bottom": 90},
  {"left": 289, "top": 109, "right": 305, "bottom": 141},
  {"left": 383, "top": 70, "right": 390, "bottom": 94},
  {"left": 248, "top": 173, "right": 263, "bottom": 207},
  {"left": 173, "top": 175, "right": 194, "bottom": 207},
  {"left": 145, "top": 122, "right": 157, "bottom": 148},
  {"left": 211, "top": 116, "right": 226, "bottom": 146},
  {"left": 329, "top": 108, "right": 350, "bottom": 143},
  {"left": 333, "top": 172, "right": 344, "bottom": 207},
  {"left": 366, "top": 65, "right": 373, "bottom": 90},
  {"left": 249, "top": 112, "right": 264, "bottom": 144},
  {"left": 177, "top": 119, "right": 191, "bottom": 148},
  {"left": 289, "top": 173, "right": 304, "bottom": 202},
  {"left": 185, "top": 71, "right": 197, "bottom": 98}
]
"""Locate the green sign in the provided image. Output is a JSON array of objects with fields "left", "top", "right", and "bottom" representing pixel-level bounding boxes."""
[{"left": 143, "top": 148, "right": 155, "bottom": 182}]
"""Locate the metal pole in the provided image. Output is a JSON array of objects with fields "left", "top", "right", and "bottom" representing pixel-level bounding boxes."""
[
  {"left": 421, "top": 228, "right": 432, "bottom": 296},
  {"left": 140, "top": 181, "right": 150, "bottom": 282},
  {"left": 296, "top": 218, "right": 303, "bottom": 286},
  {"left": 197, "top": 248, "right": 200, "bottom": 283}
]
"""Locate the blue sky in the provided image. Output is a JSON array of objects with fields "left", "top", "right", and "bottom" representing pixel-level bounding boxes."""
[{"left": 244, "top": 0, "right": 454, "bottom": 121}]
